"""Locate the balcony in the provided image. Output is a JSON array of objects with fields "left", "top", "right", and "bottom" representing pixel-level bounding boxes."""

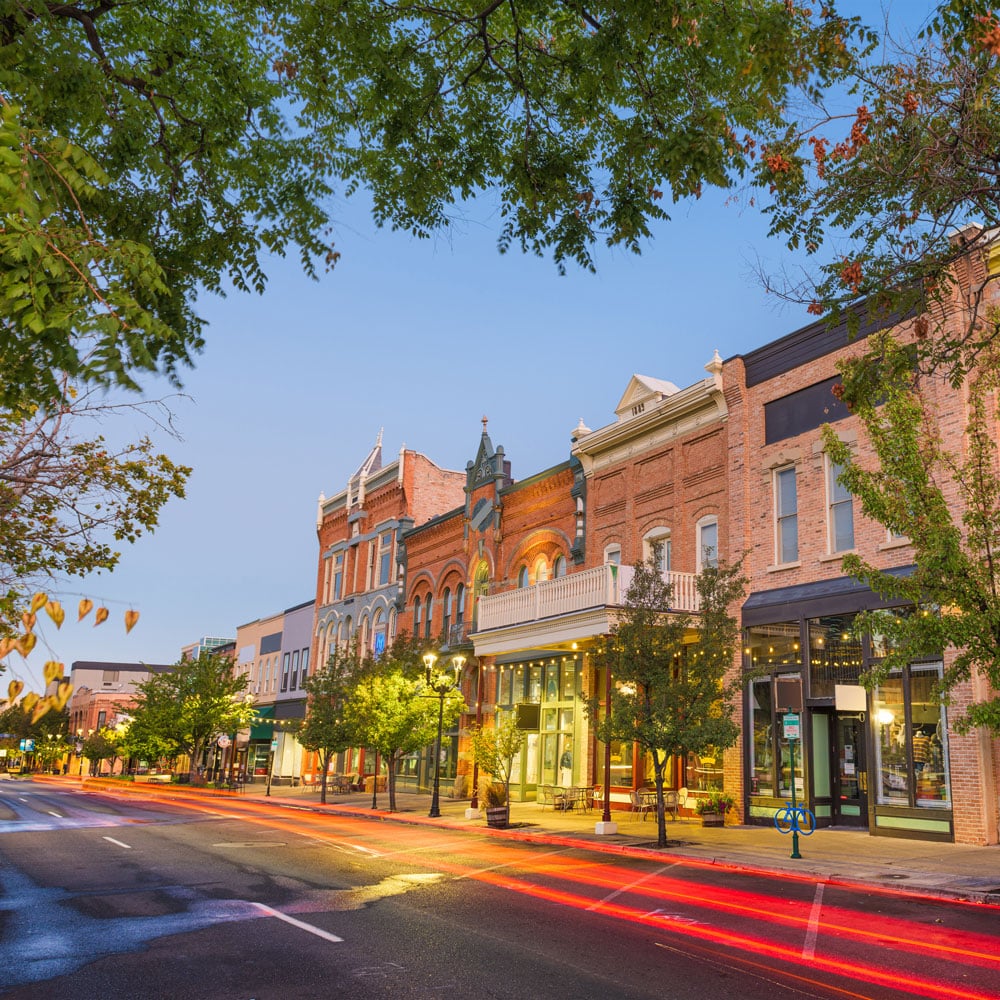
[{"left": 473, "top": 564, "right": 700, "bottom": 650}]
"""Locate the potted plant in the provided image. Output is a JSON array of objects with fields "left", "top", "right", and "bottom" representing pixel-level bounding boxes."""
[
  {"left": 480, "top": 780, "right": 509, "bottom": 828},
  {"left": 469, "top": 718, "right": 522, "bottom": 828},
  {"left": 695, "top": 792, "right": 735, "bottom": 827}
]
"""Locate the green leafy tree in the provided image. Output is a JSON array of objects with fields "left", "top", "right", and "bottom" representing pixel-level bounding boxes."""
[
  {"left": 126, "top": 651, "right": 256, "bottom": 782},
  {"left": 287, "top": 1, "right": 862, "bottom": 272},
  {"left": 823, "top": 331, "right": 1000, "bottom": 734},
  {"left": 469, "top": 716, "right": 522, "bottom": 823},
  {"left": 299, "top": 646, "right": 359, "bottom": 804},
  {"left": 81, "top": 727, "right": 123, "bottom": 776},
  {"left": 346, "top": 638, "right": 465, "bottom": 812},
  {"left": 1, "top": 3, "right": 334, "bottom": 411},
  {"left": 592, "top": 552, "right": 747, "bottom": 848},
  {"left": 0, "top": 702, "right": 68, "bottom": 769},
  {"left": 759, "top": 2, "right": 1000, "bottom": 380}
]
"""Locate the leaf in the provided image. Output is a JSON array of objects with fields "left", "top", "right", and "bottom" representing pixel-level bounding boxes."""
[
  {"left": 0, "top": 637, "right": 15, "bottom": 659},
  {"left": 8, "top": 679, "right": 23, "bottom": 702},
  {"left": 78, "top": 598, "right": 94, "bottom": 621},
  {"left": 45, "top": 600, "right": 65, "bottom": 628},
  {"left": 15, "top": 632, "right": 37, "bottom": 656},
  {"left": 124, "top": 609, "right": 140, "bottom": 633},
  {"left": 31, "top": 696, "right": 53, "bottom": 724},
  {"left": 94, "top": 606, "right": 109, "bottom": 626},
  {"left": 55, "top": 679, "right": 73, "bottom": 710},
  {"left": 21, "top": 691, "right": 39, "bottom": 714},
  {"left": 43, "top": 660, "right": 64, "bottom": 686},
  {"left": 21, "top": 610, "right": 36, "bottom": 631},
  {"left": 30, "top": 592, "right": 47, "bottom": 613}
]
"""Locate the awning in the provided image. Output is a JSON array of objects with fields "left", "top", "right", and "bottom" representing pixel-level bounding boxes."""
[{"left": 249, "top": 703, "right": 274, "bottom": 740}]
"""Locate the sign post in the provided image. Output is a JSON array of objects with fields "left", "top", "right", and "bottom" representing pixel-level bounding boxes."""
[{"left": 783, "top": 711, "right": 802, "bottom": 859}]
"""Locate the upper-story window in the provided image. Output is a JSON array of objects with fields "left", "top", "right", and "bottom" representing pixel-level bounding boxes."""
[
  {"left": 828, "top": 459, "right": 855, "bottom": 553},
  {"left": 290, "top": 650, "right": 300, "bottom": 689},
  {"left": 299, "top": 648, "right": 309, "bottom": 686},
  {"left": 332, "top": 553, "right": 344, "bottom": 602},
  {"left": 553, "top": 555, "right": 567, "bottom": 578},
  {"left": 697, "top": 518, "right": 719, "bottom": 570},
  {"left": 533, "top": 557, "right": 549, "bottom": 584},
  {"left": 603, "top": 544, "right": 622, "bottom": 565},
  {"left": 643, "top": 528, "right": 671, "bottom": 573},
  {"left": 413, "top": 596, "right": 422, "bottom": 635},
  {"left": 378, "top": 531, "right": 393, "bottom": 586},
  {"left": 456, "top": 584, "right": 466, "bottom": 624},
  {"left": 372, "top": 608, "right": 387, "bottom": 656},
  {"left": 775, "top": 466, "right": 799, "bottom": 564},
  {"left": 281, "top": 652, "right": 290, "bottom": 692},
  {"left": 424, "top": 595, "right": 433, "bottom": 638},
  {"left": 517, "top": 565, "right": 529, "bottom": 588},
  {"left": 442, "top": 587, "right": 452, "bottom": 637}
]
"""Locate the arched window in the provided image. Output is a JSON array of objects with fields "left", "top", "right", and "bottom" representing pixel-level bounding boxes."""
[
  {"left": 424, "top": 595, "right": 433, "bottom": 638},
  {"left": 413, "top": 596, "right": 422, "bottom": 635},
  {"left": 643, "top": 527, "right": 672, "bottom": 573},
  {"left": 456, "top": 583, "right": 466, "bottom": 623},
  {"left": 553, "top": 555, "right": 567, "bottom": 578},
  {"left": 473, "top": 561, "right": 489, "bottom": 628},
  {"left": 517, "top": 565, "right": 529, "bottom": 588},
  {"left": 533, "top": 557, "right": 549, "bottom": 584},
  {"left": 442, "top": 587, "right": 452, "bottom": 638},
  {"left": 372, "top": 608, "right": 387, "bottom": 656},
  {"left": 603, "top": 543, "right": 622, "bottom": 565},
  {"left": 343, "top": 615, "right": 353, "bottom": 649}
]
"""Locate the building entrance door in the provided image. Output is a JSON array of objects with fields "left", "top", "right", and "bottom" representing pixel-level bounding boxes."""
[{"left": 833, "top": 712, "right": 868, "bottom": 827}]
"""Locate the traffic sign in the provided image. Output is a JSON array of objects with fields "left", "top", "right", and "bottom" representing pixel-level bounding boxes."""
[{"left": 782, "top": 712, "right": 801, "bottom": 740}]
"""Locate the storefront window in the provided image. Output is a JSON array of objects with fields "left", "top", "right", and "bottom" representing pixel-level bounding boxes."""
[
  {"left": 686, "top": 749, "right": 723, "bottom": 791},
  {"left": 750, "top": 677, "right": 775, "bottom": 796},
  {"left": 874, "top": 664, "right": 950, "bottom": 809},
  {"left": 808, "top": 612, "right": 863, "bottom": 698},
  {"left": 528, "top": 665, "right": 542, "bottom": 702},
  {"left": 607, "top": 740, "right": 634, "bottom": 787},
  {"left": 746, "top": 623, "right": 802, "bottom": 671}
]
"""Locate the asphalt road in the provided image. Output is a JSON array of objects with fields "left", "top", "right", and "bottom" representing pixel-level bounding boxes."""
[{"left": 1, "top": 781, "right": 998, "bottom": 999}]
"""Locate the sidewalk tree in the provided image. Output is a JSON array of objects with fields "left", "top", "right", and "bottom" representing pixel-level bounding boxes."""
[
  {"left": 299, "top": 646, "right": 359, "bottom": 804},
  {"left": 824, "top": 332, "right": 1000, "bottom": 735},
  {"left": 287, "top": 2, "right": 864, "bottom": 274},
  {"left": 346, "top": 637, "right": 465, "bottom": 812},
  {"left": 591, "top": 551, "right": 747, "bottom": 848},
  {"left": 469, "top": 717, "right": 522, "bottom": 825},
  {"left": 80, "top": 727, "right": 122, "bottom": 776},
  {"left": 126, "top": 650, "right": 256, "bottom": 783}
]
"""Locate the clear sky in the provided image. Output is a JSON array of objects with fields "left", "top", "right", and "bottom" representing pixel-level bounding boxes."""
[{"left": 9, "top": 1, "right": 937, "bottom": 694}]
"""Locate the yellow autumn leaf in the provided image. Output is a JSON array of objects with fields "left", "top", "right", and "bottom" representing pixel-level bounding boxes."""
[
  {"left": 21, "top": 610, "right": 36, "bottom": 632},
  {"left": 21, "top": 691, "right": 39, "bottom": 713},
  {"left": 45, "top": 600, "right": 65, "bottom": 628},
  {"left": 124, "top": 609, "right": 140, "bottom": 634},
  {"left": 7, "top": 679, "right": 23, "bottom": 702},
  {"left": 0, "top": 637, "right": 15, "bottom": 659},
  {"left": 43, "top": 660, "right": 64, "bottom": 686},
  {"left": 78, "top": 598, "right": 94, "bottom": 621},
  {"left": 55, "top": 679, "right": 73, "bottom": 710},
  {"left": 31, "top": 696, "right": 53, "bottom": 724},
  {"left": 94, "top": 606, "right": 110, "bottom": 626},
  {"left": 30, "top": 592, "right": 47, "bottom": 613},
  {"left": 15, "top": 632, "right": 37, "bottom": 656}
]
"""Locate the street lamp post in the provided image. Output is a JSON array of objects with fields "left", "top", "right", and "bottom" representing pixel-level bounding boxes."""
[
  {"left": 423, "top": 652, "right": 463, "bottom": 819},
  {"left": 467, "top": 658, "right": 484, "bottom": 816}
]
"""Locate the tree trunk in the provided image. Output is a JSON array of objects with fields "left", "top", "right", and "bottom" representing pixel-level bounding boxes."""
[
  {"left": 319, "top": 750, "right": 330, "bottom": 804},
  {"left": 652, "top": 751, "right": 668, "bottom": 848},
  {"left": 387, "top": 752, "right": 398, "bottom": 812},
  {"left": 370, "top": 750, "right": 380, "bottom": 809}
]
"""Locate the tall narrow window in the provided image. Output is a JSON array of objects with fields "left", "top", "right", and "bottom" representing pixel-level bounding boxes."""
[
  {"left": 828, "top": 460, "right": 855, "bottom": 552},
  {"left": 643, "top": 528, "right": 671, "bottom": 573},
  {"left": 413, "top": 596, "right": 422, "bottom": 635},
  {"left": 290, "top": 650, "right": 300, "bottom": 689},
  {"left": 697, "top": 519, "right": 719, "bottom": 570},
  {"left": 553, "top": 555, "right": 567, "bottom": 578},
  {"left": 299, "top": 649, "right": 309, "bottom": 685},
  {"left": 442, "top": 587, "right": 452, "bottom": 638},
  {"left": 378, "top": 531, "right": 393, "bottom": 586},
  {"left": 517, "top": 565, "right": 529, "bottom": 588},
  {"left": 424, "top": 595, "right": 433, "bottom": 638},
  {"left": 332, "top": 553, "right": 343, "bottom": 602},
  {"left": 775, "top": 467, "right": 798, "bottom": 564},
  {"left": 281, "top": 653, "right": 290, "bottom": 692},
  {"left": 456, "top": 584, "right": 466, "bottom": 624}
]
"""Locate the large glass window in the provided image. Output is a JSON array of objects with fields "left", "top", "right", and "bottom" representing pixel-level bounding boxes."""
[
  {"left": 378, "top": 531, "right": 393, "bottom": 586},
  {"left": 775, "top": 467, "right": 798, "bottom": 564},
  {"left": 686, "top": 749, "right": 723, "bottom": 792},
  {"left": 808, "top": 613, "right": 864, "bottom": 698},
  {"left": 874, "top": 663, "right": 950, "bottom": 809},
  {"left": 698, "top": 519, "right": 719, "bottom": 569},
  {"left": 746, "top": 623, "right": 802, "bottom": 672},
  {"left": 750, "top": 678, "right": 775, "bottom": 796},
  {"left": 828, "top": 460, "right": 855, "bottom": 552}
]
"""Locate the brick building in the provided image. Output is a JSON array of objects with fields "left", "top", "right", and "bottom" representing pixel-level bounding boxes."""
[{"left": 724, "top": 245, "right": 1000, "bottom": 845}]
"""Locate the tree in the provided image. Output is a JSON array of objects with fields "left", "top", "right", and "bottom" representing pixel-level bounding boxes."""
[
  {"left": 469, "top": 716, "right": 522, "bottom": 823},
  {"left": 592, "top": 552, "right": 746, "bottom": 848},
  {"left": 0, "top": 701, "right": 68, "bottom": 769},
  {"left": 823, "top": 330, "right": 1000, "bottom": 735},
  {"left": 299, "top": 646, "right": 359, "bottom": 804},
  {"left": 1, "top": 3, "right": 334, "bottom": 411},
  {"left": 81, "top": 727, "right": 123, "bottom": 776},
  {"left": 346, "top": 638, "right": 465, "bottom": 812},
  {"left": 126, "top": 650, "right": 257, "bottom": 782},
  {"left": 287, "top": 1, "right": 863, "bottom": 272},
  {"left": 760, "top": 2, "right": 1000, "bottom": 380}
]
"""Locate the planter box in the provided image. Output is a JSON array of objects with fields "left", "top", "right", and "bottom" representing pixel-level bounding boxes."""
[
  {"left": 700, "top": 812, "right": 725, "bottom": 827},
  {"left": 485, "top": 806, "right": 509, "bottom": 828}
]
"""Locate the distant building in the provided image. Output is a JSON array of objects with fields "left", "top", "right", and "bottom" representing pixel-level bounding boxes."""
[{"left": 180, "top": 636, "right": 234, "bottom": 660}]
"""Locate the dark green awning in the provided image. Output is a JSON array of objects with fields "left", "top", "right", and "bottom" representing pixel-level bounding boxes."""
[{"left": 249, "top": 703, "right": 274, "bottom": 740}]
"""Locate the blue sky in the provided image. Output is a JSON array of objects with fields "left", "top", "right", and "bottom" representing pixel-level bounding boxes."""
[{"left": 10, "top": 1, "right": 937, "bottom": 694}]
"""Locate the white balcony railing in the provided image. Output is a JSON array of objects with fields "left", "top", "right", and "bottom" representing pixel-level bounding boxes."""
[{"left": 475, "top": 564, "right": 700, "bottom": 633}]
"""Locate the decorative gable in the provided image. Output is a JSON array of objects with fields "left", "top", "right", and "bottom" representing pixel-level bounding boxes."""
[{"left": 614, "top": 375, "right": 680, "bottom": 423}]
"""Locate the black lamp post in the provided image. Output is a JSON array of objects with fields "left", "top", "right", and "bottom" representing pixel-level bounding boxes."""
[{"left": 423, "top": 652, "right": 463, "bottom": 818}]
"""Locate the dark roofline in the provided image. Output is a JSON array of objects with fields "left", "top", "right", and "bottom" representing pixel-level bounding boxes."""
[
  {"left": 70, "top": 661, "right": 173, "bottom": 673},
  {"left": 283, "top": 599, "right": 315, "bottom": 615}
]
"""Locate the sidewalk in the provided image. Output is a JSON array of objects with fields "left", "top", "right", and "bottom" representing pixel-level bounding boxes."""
[{"left": 243, "top": 780, "right": 1000, "bottom": 905}]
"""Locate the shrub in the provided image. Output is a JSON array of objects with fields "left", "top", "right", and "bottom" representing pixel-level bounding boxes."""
[{"left": 694, "top": 792, "right": 736, "bottom": 815}]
